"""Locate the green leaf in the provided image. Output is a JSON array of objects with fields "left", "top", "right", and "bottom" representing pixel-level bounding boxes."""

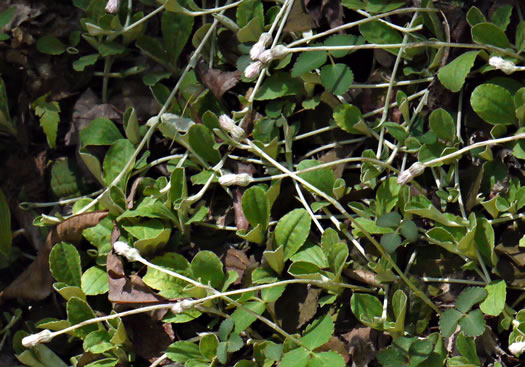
[
  {"left": 50, "top": 158, "right": 87, "bottom": 198},
  {"left": 98, "top": 41, "right": 126, "bottom": 57},
  {"left": 290, "top": 243, "right": 329, "bottom": 269},
  {"left": 437, "top": 51, "right": 479, "bottom": 93},
  {"left": 309, "top": 351, "right": 345, "bottom": 367},
  {"left": 118, "top": 196, "right": 178, "bottom": 224},
  {"left": 67, "top": 297, "right": 100, "bottom": 338},
  {"left": 103, "top": 139, "right": 135, "bottom": 190},
  {"left": 142, "top": 253, "right": 192, "bottom": 298},
  {"left": 405, "top": 195, "right": 464, "bottom": 227},
  {"left": 0, "top": 188, "right": 12, "bottom": 258},
  {"left": 275, "top": 208, "right": 312, "bottom": 260},
  {"left": 490, "top": 5, "right": 512, "bottom": 31},
  {"left": 80, "top": 118, "right": 123, "bottom": 147},
  {"left": 320, "top": 64, "right": 353, "bottom": 96},
  {"left": 517, "top": 21, "right": 525, "bottom": 53},
  {"left": 301, "top": 314, "right": 334, "bottom": 350},
  {"left": 237, "top": 224, "right": 266, "bottom": 245},
  {"left": 122, "top": 219, "right": 171, "bottom": 255},
  {"left": 188, "top": 124, "right": 221, "bottom": 164},
  {"left": 81, "top": 266, "right": 109, "bottom": 296},
  {"left": 429, "top": 108, "right": 455, "bottom": 142},
  {"left": 359, "top": 20, "right": 403, "bottom": 56},
  {"left": 471, "top": 83, "right": 516, "bottom": 125},
  {"left": 255, "top": 72, "right": 303, "bottom": 100},
  {"left": 471, "top": 22, "right": 511, "bottom": 49},
  {"left": 288, "top": 261, "right": 321, "bottom": 278},
  {"left": 231, "top": 300, "right": 265, "bottom": 333},
  {"left": 49, "top": 242, "right": 82, "bottom": 287},
  {"left": 324, "top": 34, "right": 361, "bottom": 58},
  {"left": 237, "top": 16, "right": 263, "bottom": 43},
  {"left": 459, "top": 309, "right": 486, "bottom": 337},
  {"left": 36, "top": 35, "right": 66, "bottom": 55},
  {"left": 162, "top": 11, "right": 194, "bottom": 64},
  {"left": 0, "top": 7, "right": 15, "bottom": 28},
  {"left": 16, "top": 344, "right": 69, "bottom": 367},
  {"left": 123, "top": 107, "right": 140, "bottom": 145},
  {"left": 191, "top": 250, "right": 225, "bottom": 289},
  {"left": 377, "top": 337, "right": 433, "bottom": 367},
  {"left": 474, "top": 217, "right": 497, "bottom": 266},
  {"left": 83, "top": 217, "right": 113, "bottom": 254},
  {"left": 242, "top": 186, "right": 270, "bottom": 230},
  {"left": 143, "top": 71, "right": 171, "bottom": 86},
  {"left": 291, "top": 49, "right": 327, "bottom": 78},
  {"left": 83, "top": 330, "right": 113, "bottom": 354},
  {"left": 400, "top": 220, "right": 418, "bottom": 242},
  {"left": 261, "top": 284, "right": 286, "bottom": 303},
  {"left": 455, "top": 287, "right": 487, "bottom": 313},
  {"left": 466, "top": 6, "right": 486, "bottom": 27},
  {"left": 377, "top": 212, "right": 401, "bottom": 228},
  {"left": 199, "top": 333, "right": 219, "bottom": 361},
  {"left": 166, "top": 341, "right": 202, "bottom": 364},
  {"left": 136, "top": 35, "right": 169, "bottom": 64},
  {"left": 280, "top": 347, "right": 310, "bottom": 367},
  {"left": 351, "top": 293, "right": 383, "bottom": 327},
  {"left": 236, "top": 0, "right": 263, "bottom": 28},
  {"left": 32, "top": 95, "right": 61, "bottom": 148},
  {"left": 297, "top": 159, "right": 336, "bottom": 196},
  {"left": 456, "top": 333, "right": 480, "bottom": 365},
  {"left": 73, "top": 54, "right": 99, "bottom": 71},
  {"left": 479, "top": 280, "right": 506, "bottom": 316},
  {"left": 440, "top": 308, "right": 462, "bottom": 338},
  {"left": 376, "top": 177, "right": 401, "bottom": 216},
  {"left": 263, "top": 246, "right": 285, "bottom": 275},
  {"left": 380, "top": 233, "right": 402, "bottom": 253},
  {"left": 333, "top": 104, "right": 365, "bottom": 134}
]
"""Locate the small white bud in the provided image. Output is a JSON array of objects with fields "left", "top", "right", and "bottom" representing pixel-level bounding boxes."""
[
  {"left": 244, "top": 61, "right": 263, "bottom": 79},
  {"left": 105, "top": 0, "right": 120, "bottom": 13},
  {"left": 397, "top": 162, "right": 426, "bottom": 185},
  {"left": 219, "top": 114, "right": 245, "bottom": 141},
  {"left": 171, "top": 299, "right": 194, "bottom": 314},
  {"left": 513, "top": 319, "right": 521, "bottom": 328},
  {"left": 22, "top": 330, "right": 53, "bottom": 348},
  {"left": 258, "top": 45, "right": 291, "bottom": 64},
  {"left": 113, "top": 241, "right": 142, "bottom": 262},
  {"left": 509, "top": 340, "right": 525, "bottom": 356},
  {"left": 489, "top": 56, "right": 517, "bottom": 75},
  {"left": 250, "top": 33, "right": 273, "bottom": 60},
  {"left": 218, "top": 173, "right": 254, "bottom": 187}
]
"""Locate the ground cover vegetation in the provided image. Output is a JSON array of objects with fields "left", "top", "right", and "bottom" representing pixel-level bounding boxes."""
[{"left": 0, "top": 0, "right": 525, "bottom": 366}]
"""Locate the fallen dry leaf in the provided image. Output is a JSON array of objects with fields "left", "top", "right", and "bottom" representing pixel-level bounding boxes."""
[
  {"left": 195, "top": 58, "right": 241, "bottom": 102},
  {"left": 0, "top": 211, "right": 108, "bottom": 302},
  {"left": 284, "top": 0, "right": 317, "bottom": 32},
  {"left": 107, "top": 250, "right": 167, "bottom": 306},
  {"left": 225, "top": 248, "right": 253, "bottom": 285},
  {"left": 124, "top": 313, "right": 175, "bottom": 363}
]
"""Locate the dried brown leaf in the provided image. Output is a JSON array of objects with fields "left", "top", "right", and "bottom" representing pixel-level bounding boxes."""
[
  {"left": 124, "top": 313, "right": 175, "bottom": 363},
  {"left": 284, "top": 0, "right": 317, "bottom": 32},
  {"left": 225, "top": 248, "right": 254, "bottom": 285},
  {"left": 274, "top": 284, "right": 321, "bottom": 333},
  {"left": 107, "top": 250, "right": 167, "bottom": 306},
  {"left": 195, "top": 59, "right": 241, "bottom": 101}
]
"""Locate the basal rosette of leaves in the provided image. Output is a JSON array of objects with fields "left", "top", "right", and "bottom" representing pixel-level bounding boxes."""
[{"left": 1, "top": 1, "right": 525, "bottom": 367}]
